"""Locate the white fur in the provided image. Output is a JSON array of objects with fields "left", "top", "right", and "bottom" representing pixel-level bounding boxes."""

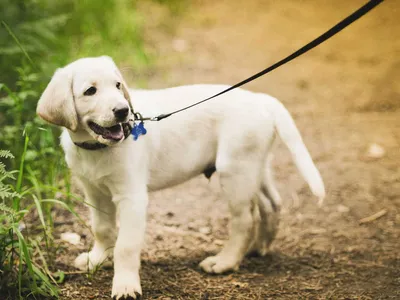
[{"left": 38, "top": 57, "right": 325, "bottom": 299}]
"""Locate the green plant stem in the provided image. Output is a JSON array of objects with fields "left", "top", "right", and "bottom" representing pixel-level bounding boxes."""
[
  {"left": 14, "top": 134, "right": 29, "bottom": 211},
  {"left": 1, "top": 21, "right": 36, "bottom": 69}
]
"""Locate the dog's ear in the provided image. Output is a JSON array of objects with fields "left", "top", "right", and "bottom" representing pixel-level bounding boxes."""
[
  {"left": 100, "top": 56, "right": 132, "bottom": 104},
  {"left": 37, "top": 68, "right": 78, "bottom": 131},
  {"left": 116, "top": 69, "right": 131, "bottom": 104}
]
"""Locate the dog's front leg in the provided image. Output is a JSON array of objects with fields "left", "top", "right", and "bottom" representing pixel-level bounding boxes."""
[
  {"left": 111, "top": 189, "right": 148, "bottom": 300},
  {"left": 75, "top": 179, "right": 116, "bottom": 271}
]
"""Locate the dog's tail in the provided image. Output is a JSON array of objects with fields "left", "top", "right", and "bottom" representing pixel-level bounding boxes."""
[{"left": 273, "top": 101, "right": 325, "bottom": 203}]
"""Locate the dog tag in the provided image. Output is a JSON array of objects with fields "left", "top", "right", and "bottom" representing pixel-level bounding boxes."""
[{"left": 131, "top": 122, "right": 147, "bottom": 141}]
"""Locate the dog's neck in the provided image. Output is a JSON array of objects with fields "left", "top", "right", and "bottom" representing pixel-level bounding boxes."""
[
  {"left": 67, "top": 129, "right": 109, "bottom": 150},
  {"left": 68, "top": 129, "right": 95, "bottom": 143}
]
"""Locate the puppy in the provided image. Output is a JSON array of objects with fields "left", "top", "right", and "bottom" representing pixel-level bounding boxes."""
[{"left": 37, "top": 56, "right": 325, "bottom": 299}]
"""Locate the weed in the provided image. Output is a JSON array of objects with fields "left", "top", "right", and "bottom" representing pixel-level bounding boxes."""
[{"left": 0, "top": 148, "right": 58, "bottom": 299}]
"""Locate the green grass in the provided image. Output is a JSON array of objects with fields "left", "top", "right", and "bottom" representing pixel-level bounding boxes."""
[
  {"left": 0, "top": 137, "right": 88, "bottom": 299},
  {"left": 0, "top": 147, "right": 59, "bottom": 299}
]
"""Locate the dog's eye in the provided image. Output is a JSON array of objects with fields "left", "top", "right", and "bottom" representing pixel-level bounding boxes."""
[
  {"left": 116, "top": 82, "right": 121, "bottom": 89},
  {"left": 84, "top": 86, "right": 97, "bottom": 96}
]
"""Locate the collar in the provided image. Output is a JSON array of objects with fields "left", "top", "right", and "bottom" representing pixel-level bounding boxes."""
[{"left": 74, "top": 122, "right": 133, "bottom": 151}]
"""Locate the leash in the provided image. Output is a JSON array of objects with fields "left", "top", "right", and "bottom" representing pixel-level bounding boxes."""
[
  {"left": 75, "top": 0, "right": 384, "bottom": 150},
  {"left": 135, "top": 0, "right": 384, "bottom": 123}
]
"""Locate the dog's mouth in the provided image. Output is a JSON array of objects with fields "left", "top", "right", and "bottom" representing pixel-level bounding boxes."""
[{"left": 88, "top": 121, "right": 126, "bottom": 141}]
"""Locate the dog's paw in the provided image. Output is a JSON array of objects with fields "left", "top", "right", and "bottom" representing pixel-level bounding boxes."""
[
  {"left": 199, "top": 255, "right": 239, "bottom": 274},
  {"left": 112, "top": 271, "right": 142, "bottom": 300},
  {"left": 246, "top": 239, "right": 270, "bottom": 257},
  {"left": 112, "top": 292, "right": 141, "bottom": 300},
  {"left": 74, "top": 252, "right": 93, "bottom": 271},
  {"left": 74, "top": 250, "right": 111, "bottom": 271}
]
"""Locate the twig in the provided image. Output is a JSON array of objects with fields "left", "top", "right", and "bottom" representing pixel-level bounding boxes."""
[
  {"left": 159, "top": 225, "right": 212, "bottom": 242},
  {"left": 61, "top": 270, "right": 88, "bottom": 275},
  {"left": 359, "top": 209, "right": 387, "bottom": 224}
]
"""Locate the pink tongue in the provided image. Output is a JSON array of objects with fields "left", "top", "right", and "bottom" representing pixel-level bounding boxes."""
[{"left": 103, "top": 125, "right": 124, "bottom": 140}]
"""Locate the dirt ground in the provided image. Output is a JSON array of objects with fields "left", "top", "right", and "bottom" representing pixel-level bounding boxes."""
[{"left": 57, "top": 1, "right": 399, "bottom": 299}]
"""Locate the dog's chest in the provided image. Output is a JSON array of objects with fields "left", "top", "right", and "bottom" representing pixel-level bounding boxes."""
[{"left": 65, "top": 149, "right": 117, "bottom": 182}]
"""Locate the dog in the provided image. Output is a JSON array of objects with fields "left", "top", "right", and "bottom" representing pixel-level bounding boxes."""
[{"left": 37, "top": 56, "right": 325, "bottom": 299}]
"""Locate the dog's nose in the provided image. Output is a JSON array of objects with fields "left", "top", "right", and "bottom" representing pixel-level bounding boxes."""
[{"left": 113, "top": 106, "right": 129, "bottom": 121}]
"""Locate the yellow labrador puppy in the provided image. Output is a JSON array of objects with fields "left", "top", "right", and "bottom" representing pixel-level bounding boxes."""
[{"left": 37, "top": 56, "right": 325, "bottom": 299}]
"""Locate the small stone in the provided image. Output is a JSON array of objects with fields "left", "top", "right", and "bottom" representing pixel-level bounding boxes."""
[
  {"left": 337, "top": 204, "right": 350, "bottom": 213},
  {"left": 309, "top": 228, "right": 327, "bottom": 235},
  {"left": 18, "top": 222, "right": 26, "bottom": 231},
  {"left": 60, "top": 232, "right": 81, "bottom": 245},
  {"left": 232, "top": 281, "right": 248, "bottom": 288},
  {"left": 365, "top": 143, "right": 385, "bottom": 159},
  {"left": 199, "top": 226, "right": 211, "bottom": 235}
]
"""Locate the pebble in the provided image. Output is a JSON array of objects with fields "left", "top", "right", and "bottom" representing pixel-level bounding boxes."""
[
  {"left": 199, "top": 226, "right": 211, "bottom": 235},
  {"left": 60, "top": 232, "right": 81, "bottom": 245},
  {"left": 337, "top": 204, "right": 350, "bottom": 213},
  {"left": 365, "top": 143, "right": 385, "bottom": 159}
]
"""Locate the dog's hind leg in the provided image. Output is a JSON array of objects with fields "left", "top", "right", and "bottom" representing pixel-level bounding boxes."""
[
  {"left": 199, "top": 150, "right": 263, "bottom": 274},
  {"left": 248, "top": 154, "right": 281, "bottom": 256}
]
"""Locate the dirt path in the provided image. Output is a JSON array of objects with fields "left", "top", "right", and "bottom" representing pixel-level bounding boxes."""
[{"left": 59, "top": 1, "right": 399, "bottom": 299}]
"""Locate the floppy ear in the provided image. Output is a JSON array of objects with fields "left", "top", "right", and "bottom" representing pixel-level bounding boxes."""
[
  {"left": 37, "top": 68, "right": 78, "bottom": 131},
  {"left": 117, "top": 70, "right": 131, "bottom": 104}
]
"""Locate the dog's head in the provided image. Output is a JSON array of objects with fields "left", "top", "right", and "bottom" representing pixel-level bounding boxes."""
[{"left": 37, "top": 56, "right": 132, "bottom": 145}]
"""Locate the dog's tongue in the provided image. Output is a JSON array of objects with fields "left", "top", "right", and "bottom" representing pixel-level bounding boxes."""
[{"left": 103, "top": 124, "right": 123, "bottom": 141}]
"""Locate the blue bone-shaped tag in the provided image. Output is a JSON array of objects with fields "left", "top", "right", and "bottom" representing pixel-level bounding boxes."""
[{"left": 131, "top": 122, "right": 147, "bottom": 141}]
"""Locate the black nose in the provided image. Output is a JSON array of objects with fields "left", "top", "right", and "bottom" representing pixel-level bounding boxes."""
[{"left": 113, "top": 106, "right": 129, "bottom": 121}]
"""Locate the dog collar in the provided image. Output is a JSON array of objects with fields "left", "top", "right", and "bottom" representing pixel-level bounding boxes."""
[
  {"left": 74, "top": 122, "right": 133, "bottom": 151},
  {"left": 73, "top": 141, "right": 109, "bottom": 150}
]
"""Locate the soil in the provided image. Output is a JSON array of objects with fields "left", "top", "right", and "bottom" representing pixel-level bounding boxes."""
[{"left": 55, "top": 1, "right": 400, "bottom": 299}]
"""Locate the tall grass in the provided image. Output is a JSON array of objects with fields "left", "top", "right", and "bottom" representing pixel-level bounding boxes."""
[
  {"left": 0, "top": 147, "right": 59, "bottom": 299},
  {"left": 0, "top": 126, "right": 84, "bottom": 300}
]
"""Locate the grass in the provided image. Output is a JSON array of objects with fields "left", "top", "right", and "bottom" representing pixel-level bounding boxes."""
[
  {"left": 0, "top": 135, "right": 89, "bottom": 299},
  {"left": 0, "top": 146, "right": 59, "bottom": 299}
]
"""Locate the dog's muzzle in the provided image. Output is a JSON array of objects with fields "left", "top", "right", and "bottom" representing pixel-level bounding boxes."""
[{"left": 88, "top": 121, "right": 132, "bottom": 142}]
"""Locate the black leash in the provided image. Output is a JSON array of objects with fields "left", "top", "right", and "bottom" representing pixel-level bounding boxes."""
[
  {"left": 140, "top": 0, "right": 383, "bottom": 122},
  {"left": 75, "top": 0, "right": 384, "bottom": 150}
]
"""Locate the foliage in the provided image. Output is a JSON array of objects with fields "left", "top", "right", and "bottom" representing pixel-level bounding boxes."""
[
  {"left": 62, "top": 0, "right": 149, "bottom": 68},
  {"left": 0, "top": 150, "right": 59, "bottom": 299}
]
